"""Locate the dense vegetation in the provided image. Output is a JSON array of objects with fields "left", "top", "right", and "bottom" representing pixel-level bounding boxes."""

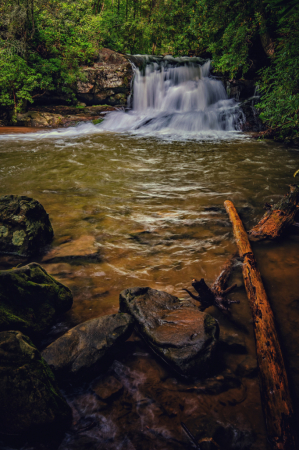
[{"left": 0, "top": 0, "right": 298, "bottom": 140}]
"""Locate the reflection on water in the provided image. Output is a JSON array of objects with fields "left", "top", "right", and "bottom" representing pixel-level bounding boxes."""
[{"left": 1, "top": 131, "right": 299, "bottom": 449}]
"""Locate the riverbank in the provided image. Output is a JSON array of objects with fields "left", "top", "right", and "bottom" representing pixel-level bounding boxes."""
[{"left": 0, "top": 105, "right": 121, "bottom": 129}]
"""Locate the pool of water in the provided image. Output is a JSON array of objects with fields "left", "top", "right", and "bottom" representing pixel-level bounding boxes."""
[{"left": 1, "top": 129, "right": 299, "bottom": 449}]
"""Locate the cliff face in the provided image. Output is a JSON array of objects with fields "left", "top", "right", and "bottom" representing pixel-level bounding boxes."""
[
  {"left": 0, "top": 48, "right": 134, "bottom": 127},
  {"left": 76, "top": 48, "right": 133, "bottom": 107},
  {"left": 31, "top": 48, "right": 134, "bottom": 108}
]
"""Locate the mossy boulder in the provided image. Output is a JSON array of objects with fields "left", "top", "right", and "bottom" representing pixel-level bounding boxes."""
[
  {"left": 0, "top": 330, "right": 72, "bottom": 442},
  {"left": 0, "top": 263, "right": 73, "bottom": 338},
  {"left": 119, "top": 287, "right": 219, "bottom": 378},
  {"left": 0, "top": 195, "right": 54, "bottom": 256}
]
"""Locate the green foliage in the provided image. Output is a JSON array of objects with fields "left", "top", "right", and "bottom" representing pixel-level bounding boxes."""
[
  {"left": 92, "top": 118, "right": 104, "bottom": 125},
  {"left": 257, "top": 4, "right": 299, "bottom": 140},
  {"left": 0, "top": 0, "right": 102, "bottom": 116}
]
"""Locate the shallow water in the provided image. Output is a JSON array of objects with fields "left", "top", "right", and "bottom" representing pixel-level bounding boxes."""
[{"left": 1, "top": 129, "right": 299, "bottom": 449}]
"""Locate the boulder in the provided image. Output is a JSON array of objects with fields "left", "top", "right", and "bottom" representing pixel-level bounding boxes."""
[
  {"left": 0, "top": 263, "right": 73, "bottom": 338},
  {"left": 0, "top": 195, "right": 53, "bottom": 256},
  {"left": 42, "top": 313, "right": 134, "bottom": 381},
  {"left": 119, "top": 287, "right": 219, "bottom": 378},
  {"left": 0, "top": 330, "right": 72, "bottom": 442}
]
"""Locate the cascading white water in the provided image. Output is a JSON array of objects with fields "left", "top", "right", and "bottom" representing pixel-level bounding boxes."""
[
  {"left": 100, "top": 60, "right": 244, "bottom": 140},
  {"left": 0, "top": 58, "right": 245, "bottom": 142}
]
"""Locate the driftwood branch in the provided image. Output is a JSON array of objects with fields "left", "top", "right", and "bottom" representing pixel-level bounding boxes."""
[
  {"left": 224, "top": 199, "right": 298, "bottom": 450},
  {"left": 183, "top": 256, "right": 239, "bottom": 313},
  {"left": 249, "top": 184, "right": 299, "bottom": 241}
]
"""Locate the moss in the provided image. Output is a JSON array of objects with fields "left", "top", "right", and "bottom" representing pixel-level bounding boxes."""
[
  {"left": 0, "top": 263, "right": 73, "bottom": 338},
  {"left": 92, "top": 118, "right": 104, "bottom": 125},
  {"left": 12, "top": 229, "right": 26, "bottom": 246},
  {"left": 0, "top": 331, "right": 72, "bottom": 438},
  {"left": 0, "top": 195, "right": 53, "bottom": 256},
  {"left": 0, "top": 226, "right": 8, "bottom": 237}
]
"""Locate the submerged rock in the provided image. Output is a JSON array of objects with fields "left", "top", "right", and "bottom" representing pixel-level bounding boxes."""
[
  {"left": 42, "top": 235, "right": 101, "bottom": 263},
  {"left": 119, "top": 287, "right": 219, "bottom": 378},
  {"left": 0, "top": 263, "right": 73, "bottom": 338},
  {"left": 42, "top": 313, "right": 134, "bottom": 381},
  {"left": 0, "top": 195, "right": 53, "bottom": 256},
  {"left": 0, "top": 330, "right": 72, "bottom": 442},
  {"left": 91, "top": 375, "right": 123, "bottom": 401}
]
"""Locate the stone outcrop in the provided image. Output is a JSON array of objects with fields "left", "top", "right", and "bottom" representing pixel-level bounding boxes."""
[
  {"left": 32, "top": 48, "right": 133, "bottom": 109},
  {"left": 0, "top": 330, "right": 72, "bottom": 442},
  {"left": 15, "top": 105, "right": 117, "bottom": 128},
  {"left": 223, "top": 79, "right": 264, "bottom": 132},
  {"left": 76, "top": 48, "right": 133, "bottom": 106},
  {"left": 119, "top": 287, "right": 219, "bottom": 378},
  {"left": 0, "top": 263, "right": 73, "bottom": 338},
  {"left": 42, "top": 313, "right": 134, "bottom": 381},
  {"left": 0, "top": 195, "right": 53, "bottom": 256}
]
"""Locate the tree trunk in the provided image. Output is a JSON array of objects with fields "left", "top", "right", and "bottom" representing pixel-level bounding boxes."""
[
  {"left": 224, "top": 200, "right": 298, "bottom": 450},
  {"left": 249, "top": 185, "right": 299, "bottom": 241}
]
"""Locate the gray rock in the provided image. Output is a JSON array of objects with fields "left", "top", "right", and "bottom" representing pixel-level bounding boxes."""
[
  {"left": 0, "top": 263, "right": 73, "bottom": 338},
  {"left": 42, "top": 313, "right": 134, "bottom": 381},
  {"left": 0, "top": 195, "right": 53, "bottom": 256},
  {"left": 0, "top": 331, "right": 72, "bottom": 441},
  {"left": 119, "top": 287, "right": 219, "bottom": 378}
]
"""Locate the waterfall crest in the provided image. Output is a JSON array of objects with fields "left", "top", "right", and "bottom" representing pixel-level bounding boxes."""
[{"left": 100, "top": 59, "right": 244, "bottom": 140}]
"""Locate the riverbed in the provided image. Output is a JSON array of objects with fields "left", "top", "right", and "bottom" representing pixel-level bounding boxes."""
[{"left": 1, "top": 129, "right": 299, "bottom": 449}]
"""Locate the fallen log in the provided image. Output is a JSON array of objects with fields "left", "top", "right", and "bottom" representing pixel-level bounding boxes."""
[
  {"left": 183, "top": 256, "right": 239, "bottom": 313},
  {"left": 224, "top": 199, "right": 298, "bottom": 450},
  {"left": 249, "top": 184, "right": 299, "bottom": 241}
]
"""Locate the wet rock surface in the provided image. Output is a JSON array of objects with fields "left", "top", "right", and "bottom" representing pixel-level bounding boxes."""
[
  {"left": 42, "top": 313, "right": 134, "bottom": 381},
  {"left": 0, "top": 195, "right": 53, "bottom": 256},
  {"left": 119, "top": 287, "right": 219, "bottom": 378},
  {"left": 53, "top": 336, "right": 261, "bottom": 450},
  {"left": 0, "top": 330, "right": 72, "bottom": 442},
  {"left": 0, "top": 263, "right": 73, "bottom": 338}
]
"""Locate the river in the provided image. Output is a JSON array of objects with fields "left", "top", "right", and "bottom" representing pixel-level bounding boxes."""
[{"left": 0, "top": 59, "right": 299, "bottom": 450}]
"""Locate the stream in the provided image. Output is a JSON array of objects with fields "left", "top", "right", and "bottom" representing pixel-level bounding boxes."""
[{"left": 1, "top": 58, "right": 299, "bottom": 450}]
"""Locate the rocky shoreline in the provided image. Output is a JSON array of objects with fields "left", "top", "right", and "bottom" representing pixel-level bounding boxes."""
[{"left": 0, "top": 194, "right": 261, "bottom": 449}]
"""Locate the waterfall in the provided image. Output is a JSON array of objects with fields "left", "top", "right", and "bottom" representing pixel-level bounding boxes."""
[{"left": 100, "top": 58, "right": 244, "bottom": 140}]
